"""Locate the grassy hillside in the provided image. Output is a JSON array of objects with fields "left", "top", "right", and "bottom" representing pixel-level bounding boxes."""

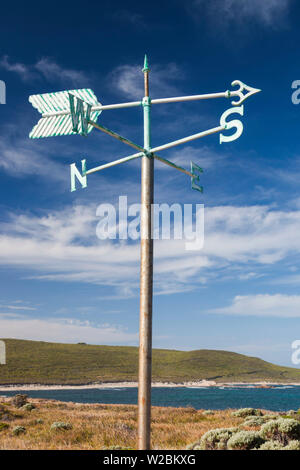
[{"left": 0, "top": 338, "right": 300, "bottom": 385}]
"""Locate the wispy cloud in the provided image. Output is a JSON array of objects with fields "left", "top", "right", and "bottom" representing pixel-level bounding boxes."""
[
  {"left": 0, "top": 304, "right": 36, "bottom": 311},
  {"left": 109, "top": 62, "right": 185, "bottom": 100},
  {"left": 113, "top": 10, "right": 148, "bottom": 29},
  {"left": 0, "top": 56, "right": 35, "bottom": 81},
  {"left": 156, "top": 145, "right": 226, "bottom": 171},
  {"left": 0, "top": 56, "right": 89, "bottom": 86},
  {"left": 0, "top": 315, "right": 138, "bottom": 344},
  {"left": 0, "top": 129, "right": 67, "bottom": 182},
  {"left": 209, "top": 294, "right": 300, "bottom": 318},
  {"left": 190, "top": 0, "right": 293, "bottom": 28},
  {"left": 35, "top": 58, "right": 89, "bottom": 86},
  {"left": 0, "top": 202, "right": 300, "bottom": 296}
]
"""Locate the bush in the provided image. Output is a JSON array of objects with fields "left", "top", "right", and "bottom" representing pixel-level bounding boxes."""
[
  {"left": 260, "top": 418, "right": 300, "bottom": 445},
  {"left": 243, "top": 416, "right": 266, "bottom": 427},
  {"left": 50, "top": 422, "right": 72, "bottom": 431},
  {"left": 243, "top": 414, "right": 278, "bottom": 427},
  {"left": 227, "top": 430, "right": 264, "bottom": 450},
  {"left": 262, "top": 414, "right": 278, "bottom": 421},
  {"left": 0, "top": 422, "right": 9, "bottom": 431},
  {"left": 259, "top": 440, "right": 284, "bottom": 450},
  {"left": 102, "top": 446, "right": 134, "bottom": 450},
  {"left": 232, "top": 408, "right": 263, "bottom": 418},
  {"left": 197, "top": 427, "right": 239, "bottom": 450},
  {"left": 0, "top": 404, "right": 13, "bottom": 421},
  {"left": 284, "top": 440, "right": 300, "bottom": 450},
  {"left": 13, "top": 426, "right": 26, "bottom": 435},
  {"left": 11, "top": 394, "right": 28, "bottom": 408},
  {"left": 22, "top": 403, "right": 35, "bottom": 412},
  {"left": 35, "top": 419, "right": 43, "bottom": 424},
  {"left": 202, "top": 410, "right": 214, "bottom": 416}
]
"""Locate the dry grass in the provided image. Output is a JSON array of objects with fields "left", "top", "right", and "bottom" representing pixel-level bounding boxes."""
[{"left": 0, "top": 398, "right": 265, "bottom": 450}]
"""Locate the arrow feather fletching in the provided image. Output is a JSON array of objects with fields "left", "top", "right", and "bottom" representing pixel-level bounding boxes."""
[{"left": 29, "top": 88, "right": 101, "bottom": 138}]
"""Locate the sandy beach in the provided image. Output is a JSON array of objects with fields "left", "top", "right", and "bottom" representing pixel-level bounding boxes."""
[{"left": 0, "top": 380, "right": 299, "bottom": 392}]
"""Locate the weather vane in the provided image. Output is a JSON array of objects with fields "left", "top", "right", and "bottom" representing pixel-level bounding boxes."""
[{"left": 29, "top": 55, "right": 261, "bottom": 450}]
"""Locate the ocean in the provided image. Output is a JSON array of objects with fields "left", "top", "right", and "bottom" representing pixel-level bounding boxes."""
[{"left": 2, "top": 385, "right": 300, "bottom": 411}]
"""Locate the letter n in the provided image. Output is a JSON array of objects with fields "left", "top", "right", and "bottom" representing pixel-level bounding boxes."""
[{"left": 70, "top": 159, "right": 87, "bottom": 192}]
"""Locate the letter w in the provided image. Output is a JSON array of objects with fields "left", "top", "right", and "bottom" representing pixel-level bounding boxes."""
[{"left": 68, "top": 93, "right": 92, "bottom": 136}]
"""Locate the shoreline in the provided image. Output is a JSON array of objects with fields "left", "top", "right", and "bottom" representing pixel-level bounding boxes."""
[{"left": 0, "top": 380, "right": 300, "bottom": 392}]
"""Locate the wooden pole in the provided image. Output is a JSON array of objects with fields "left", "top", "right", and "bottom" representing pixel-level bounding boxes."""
[{"left": 138, "top": 54, "right": 153, "bottom": 450}]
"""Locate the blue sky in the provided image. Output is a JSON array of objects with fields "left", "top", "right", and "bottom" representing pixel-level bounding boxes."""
[{"left": 0, "top": 0, "right": 300, "bottom": 367}]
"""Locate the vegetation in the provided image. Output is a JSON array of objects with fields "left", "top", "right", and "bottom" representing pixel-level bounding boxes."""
[
  {"left": 260, "top": 418, "right": 300, "bottom": 445},
  {"left": 1, "top": 338, "right": 300, "bottom": 384},
  {"left": 0, "top": 397, "right": 253, "bottom": 450},
  {"left": 1, "top": 397, "right": 300, "bottom": 450},
  {"left": 227, "top": 430, "right": 264, "bottom": 450},
  {"left": 231, "top": 408, "right": 263, "bottom": 418},
  {"left": 50, "top": 422, "right": 72, "bottom": 431},
  {"left": 188, "top": 427, "right": 239, "bottom": 450}
]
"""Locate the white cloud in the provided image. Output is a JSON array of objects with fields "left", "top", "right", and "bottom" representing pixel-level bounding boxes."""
[
  {"left": 156, "top": 145, "right": 226, "bottom": 171},
  {"left": 1, "top": 202, "right": 300, "bottom": 295},
  {"left": 0, "top": 315, "right": 138, "bottom": 344},
  {"left": 35, "top": 58, "right": 89, "bottom": 86},
  {"left": 209, "top": 294, "right": 300, "bottom": 318},
  {"left": 191, "top": 0, "right": 292, "bottom": 27},
  {"left": 0, "top": 56, "right": 34, "bottom": 81},
  {"left": 203, "top": 205, "right": 300, "bottom": 264},
  {"left": 0, "top": 305, "right": 36, "bottom": 311},
  {"left": 0, "top": 56, "right": 88, "bottom": 86},
  {"left": 0, "top": 133, "right": 67, "bottom": 181},
  {"left": 109, "top": 62, "right": 184, "bottom": 100},
  {"left": 113, "top": 10, "right": 147, "bottom": 29}
]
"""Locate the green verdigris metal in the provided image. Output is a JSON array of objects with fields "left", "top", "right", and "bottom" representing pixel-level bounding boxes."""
[
  {"left": 191, "top": 162, "right": 203, "bottom": 193},
  {"left": 29, "top": 89, "right": 101, "bottom": 138}
]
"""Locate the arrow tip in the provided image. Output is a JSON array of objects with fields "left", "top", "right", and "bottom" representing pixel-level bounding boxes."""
[{"left": 142, "top": 54, "right": 149, "bottom": 73}]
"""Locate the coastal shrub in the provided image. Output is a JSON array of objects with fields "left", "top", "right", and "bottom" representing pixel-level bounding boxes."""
[
  {"left": 102, "top": 446, "right": 134, "bottom": 450},
  {"left": 11, "top": 394, "right": 28, "bottom": 408},
  {"left": 260, "top": 418, "right": 300, "bottom": 445},
  {"left": 259, "top": 439, "right": 300, "bottom": 451},
  {"left": 284, "top": 440, "right": 300, "bottom": 450},
  {"left": 243, "top": 416, "right": 266, "bottom": 427},
  {"left": 243, "top": 414, "right": 278, "bottom": 427},
  {"left": 186, "top": 443, "right": 202, "bottom": 450},
  {"left": 227, "top": 430, "right": 264, "bottom": 450},
  {"left": 50, "top": 421, "right": 72, "bottom": 431},
  {"left": 22, "top": 403, "right": 35, "bottom": 412},
  {"left": 35, "top": 419, "right": 43, "bottom": 424},
  {"left": 0, "top": 422, "right": 9, "bottom": 431},
  {"left": 198, "top": 427, "right": 240, "bottom": 450},
  {"left": 258, "top": 440, "right": 284, "bottom": 450},
  {"left": 0, "top": 405, "right": 11, "bottom": 421},
  {"left": 202, "top": 410, "right": 214, "bottom": 416},
  {"left": 232, "top": 408, "right": 263, "bottom": 418},
  {"left": 262, "top": 414, "right": 278, "bottom": 421},
  {"left": 13, "top": 426, "right": 26, "bottom": 436}
]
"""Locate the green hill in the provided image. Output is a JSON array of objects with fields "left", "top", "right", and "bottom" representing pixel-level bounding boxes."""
[{"left": 0, "top": 338, "right": 300, "bottom": 385}]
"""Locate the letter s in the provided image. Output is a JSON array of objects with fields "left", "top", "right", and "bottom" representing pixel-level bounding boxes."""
[{"left": 219, "top": 105, "right": 244, "bottom": 144}]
